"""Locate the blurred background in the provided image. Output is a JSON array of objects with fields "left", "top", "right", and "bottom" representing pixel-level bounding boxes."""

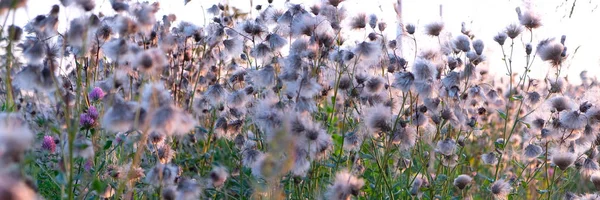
[{"left": 7, "top": 0, "right": 600, "bottom": 84}]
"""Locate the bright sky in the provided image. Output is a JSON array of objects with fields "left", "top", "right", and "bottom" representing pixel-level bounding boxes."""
[{"left": 5, "top": 0, "right": 600, "bottom": 84}]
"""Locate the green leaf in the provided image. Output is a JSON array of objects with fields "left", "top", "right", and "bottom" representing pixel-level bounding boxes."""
[
  {"left": 521, "top": 180, "right": 528, "bottom": 189},
  {"left": 359, "top": 152, "right": 375, "bottom": 160},
  {"left": 510, "top": 95, "right": 523, "bottom": 101},
  {"left": 494, "top": 140, "right": 505, "bottom": 149},
  {"left": 326, "top": 105, "right": 334, "bottom": 114},
  {"left": 511, "top": 159, "right": 525, "bottom": 169},
  {"left": 92, "top": 179, "right": 107, "bottom": 193},
  {"left": 50, "top": 126, "right": 61, "bottom": 135},
  {"left": 103, "top": 140, "right": 113, "bottom": 150},
  {"left": 497, "top": 110, "right": 507, "bottom": 120}
]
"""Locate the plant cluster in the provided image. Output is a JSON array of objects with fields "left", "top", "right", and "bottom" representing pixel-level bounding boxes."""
[{"left": 0, "top": 0, "right": 598, "bottom": 199}]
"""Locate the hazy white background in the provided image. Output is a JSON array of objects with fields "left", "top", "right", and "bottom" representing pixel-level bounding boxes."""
[{"left": 7, "top": 0, "right": 600, "bottom": 84}]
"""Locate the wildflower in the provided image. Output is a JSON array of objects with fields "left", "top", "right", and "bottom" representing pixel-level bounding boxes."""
[
  {"left": 482, "top": 152, "right": 498, "bottom": 165},
  {"left": 425, "top": 21, "right": 444, "bottom": 36},
  {"left": 523, "top": 144, "right": 543, "bottom": 159},
  {"left": 249, "top": 65, "right": 276, "bottom": 89},
  {"left": 582, "top": 158, "right": 600, "bottom": 178},
  {"left": 442, "top": 71, "right": 460, "bottom": 90},
  {"left": 148, "top": 105, "right": 196, "bottom": 136},
  {"left": 505, "top": 23, "right": 523, "bottom": 39},
  {"left": 72, "top": 0, "right": 95, "bottom": 11},
  {"left": 13, "top": 63, "right": 58, "bottom": 92},
  {"left": 41, "top": 135, "right": 56, "bottom": 153},
  {"left": 209, "top": 166, "right": 228, "bottom": 188},
  {"left": 393, "top": 72, "right": 414, "bottom": 92},
  {"left": 157, "top": 145, "right": 176, "bottom": 164},
  {"left": 310, "top": 131, "right": 333, "bottom": 160},
  {"left": 559, "top": 110, "right": 587, "bottom": 130},
  {"left": 250, "top": 43, "right": 271, "bottom": 59},
  {"left": 21, "top": 40, "right": 46, "bottom": 64},
  {"left": 453, "top": 174, "right": 472, "bottom": 190},
  {"left": 242, "top": 20, "right": 266, "bottom": 37},
  {"left": 135, "top": 48, "right": 168, "bottom": 74},
  {"left": 436, "top": 138, "right": 457, "bottom": 156},
  {"left": 102, "top": 99, "right": 147, "bottom": 133},
  {"left": 537, "top": 38, "right": 564, "bottom": 66},
  {"left": 141, "top": 82, "right": 172, "bottom": 111},
  {"left": 527, "top": 91, "right": 541, "bottom": 105},
  {"left": 343, "top": 132, "right": 362, "bottom": 151},
  {"left": 205, "top": 83, "right": 229, "bottom": 106},
  {"left": 441, "top": 154, "right": 459, "bottom": 167},
  {"left": 111, "top": 1, "right": 129, "bottom": 12},
  {"left": 412, "top": 58, "right": 438, "bottom": 80},
  {"left": 242, "top": 148, "right": 262, "bottom": 168},
  {"left": 548, "top": 96, "right": 574, "bottom": 112},
  {"left": 414, "top": 79, "right": 435, "bottom": 98},
  {"left": 365, "top": 76, "right": 385, "bottom": 94},
  {"left": 207, "top": 4, "right": 219, "bottom": 15},
  {"left": 175, "top": 178, "right": 202, "bottom": 200},
  {"left": 552, "top": 151, "right": 576, "bottom": 170},
  {"left": 526, "top": 43, "right": 533, "bottom": 55},
  {"left": 466, "top": 51, "right": 485, "bottom": 65},
  {"left": 473, "top": 39, "right": 484, "bottom": 55},
  {"left": 391, "top": 126, "right": 416, "bottom": 150},
  {"left": 223, "top": 38, "right": 244, "bottom": 57},
  {"left": 88, "top": 87, "right": 105, "bottom": 101},
  {"left": 490, "top": 179, "right": 512, "bottom": 200},
  {"left": 368, "top": 14, "right": 377, "bottom": 29},
  {"left": 324, "top": 170, "right": 364, "bottom": 200},
  {"left": 0, "top": 113, "right": 34, "bottom": 161},
  {"left": 102, "top": 38, "right": 130, "bottom": 62},
  {"left": 146, "top": 163, "right": 180, "bottom": 187},
  {"left": 411, "top": 112, "right": 428, "bottom": 126},
  {"left": 132, "top": 2, "right": 158, "bottom": 32},
  {"left": 79, "top": 113, "right": 95, "bottom": 127},
  {"left": 453, "top": 35, "right": 471, "bottom": 52},
  {"left": 365, "top": 104, "right": 392, "bottom": 134},
  {"left": 286, "top": 76, "right": 322, "bottom": 99},
  {"left": 378, "top": 22, "right": 387, "bottom": 31},
  {"left": 227, "top": 90, "right": 248, "bottom": 109},
  {"left": 338, "top": 75, "right": 352, "bottom": 90},
  {"left": 516, "top": 7, "right": 542, "bottom": 29},
  {"left": 405, "top": 23, "right": 416, "bottom": 35},
  {"left": 350, "top": 13, "right": 366, "bottom": 29},
  {"left": 410, "top": 176, "right": 427, "bottom": 196},
  {"left": 291, "top": 149, "right": 310, "bottom": 177},
  {"left": 327, "top": 0, "right": 345, "bottom": 7},
  {"left": 266, "top": 33, "right": 287, "bottom": 50},
  {"left": 494, "top": 32, "right": 508, "bottom": 45},
  {"left": 353, "top": 41, "right": 380, "bottom": 59}
]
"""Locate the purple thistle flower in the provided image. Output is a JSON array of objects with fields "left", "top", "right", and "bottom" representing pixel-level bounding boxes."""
[
  {"left": 80, "top": 113, "right": 95, "bottom": 127},
  {"left": 84, "top": 159, "right": 93, "bottom": 171},
  {"left": 89, "top": 87, "right": 105, "bottom": 101},
  {"left": 88, "top": 106, "right": 99, "bottom": 120},
  {"left": 42, "top": 135, "right": 56, "bottom": 153}
]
